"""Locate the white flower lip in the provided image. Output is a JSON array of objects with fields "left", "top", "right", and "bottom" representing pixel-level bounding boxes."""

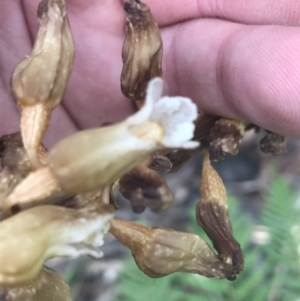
[{"left": 128, "top": 77, "right": 199, "bottom": 149}]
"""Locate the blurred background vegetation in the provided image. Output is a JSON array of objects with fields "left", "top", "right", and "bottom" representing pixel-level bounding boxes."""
[{"left": 47, "top": 133, "right": 300, "bottom": 301}]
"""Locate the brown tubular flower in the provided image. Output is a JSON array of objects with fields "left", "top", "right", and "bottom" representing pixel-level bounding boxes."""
[
  {"left": 121, "top": 0, "right": 162, "bottom": 107},
  {"left": 206, "top": 118, "right": 247, "bottom": 162},
  {"left": 119, "top": 164, "right": 173, "bottom": 213},
  {"left": 260, "top": 131, "right": 287, "bottom": 156},
  {"left": 11, "top": 0, "right": 75, "bottom": 169},
  {"left": 3, "top": 267, "right": 72, "bottom": 301},
  {"left": 196, "top": 151, "right": 244, "bottom": 280},
  {"left": 0, "top": 204, "right": 114, "bottom": 286},
  {"left": 110, "top": 218, "right": 235, "bottom": 279}
]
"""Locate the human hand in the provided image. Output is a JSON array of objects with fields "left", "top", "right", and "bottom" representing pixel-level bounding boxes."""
[{"left": 1, "top": 0, "right": 300, "bottom": 148}]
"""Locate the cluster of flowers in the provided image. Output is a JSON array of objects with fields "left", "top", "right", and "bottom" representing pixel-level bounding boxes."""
[{"left": 0, "top": 0, "right": 286, "bottom": 300}]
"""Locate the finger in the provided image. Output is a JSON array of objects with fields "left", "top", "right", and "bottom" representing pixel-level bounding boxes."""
[
  {"left": 121, "top": 0, "right": 300, "bottom": 27},
  {"left": 162, "top": 19, "right": 300, "bottom": 137},
  {"left": 62, "top": 0, "right": 135, "bottom": 128}
]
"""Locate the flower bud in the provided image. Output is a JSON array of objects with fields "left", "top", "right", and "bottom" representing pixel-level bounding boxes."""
[
  {"left": 110, "top": 219, "right": 236, "bottom": 279},
  {"left": 260, "top": 131, "right": 287, "bottom": 155},
  {"left": 206, "top": 118, "right": 246, "bottom": 162},
  {"left": 196, "top": 151, "right": 244, "bottom": 279},
  {"left": 3, "top": 267, "right": 72, "bottom": 301},
  {"left": 11, "top": 0, "right": 75, "bottom": 168},
  {"left": 119, "top": 164, "right": 173, "bottom": 213},
  {"left": 121, "top": 0, "right": 162, "bottom": 107},
  {"left": 0, "top": 204, "right": 114, "bottom": 286}
]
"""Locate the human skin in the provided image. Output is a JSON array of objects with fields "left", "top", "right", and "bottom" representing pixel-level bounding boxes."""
[{"left": 1, "top": 0, "right": 300, "bottom": 148}]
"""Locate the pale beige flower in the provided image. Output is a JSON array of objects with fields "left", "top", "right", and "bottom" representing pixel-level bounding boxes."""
[
  {"left": 3, "top": 78, "right": 198, "bottom": 213},
  {"left": 110, "top": 218, "right": 235, "bottom": 279},
  {"left": 11, "top": 0, "right": 75, "bottom": 168},
  {"left": 0, "top": 204, "right": 114, "bottom": 286}
]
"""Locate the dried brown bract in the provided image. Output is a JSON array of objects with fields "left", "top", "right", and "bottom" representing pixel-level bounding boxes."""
[
  {"left": 110, "top": 219, "right": 235, "bottom": 279},
  {"left": 196, "top": 151, "right": 244, "bottom": 280},
  {"left": 165, "top": 148, "right": 200, "bottom": 172},
  {"left": 149, "top": 154, "right": 173, "bottom": 173},
  {"left": 206, "top": 118, "right": 246, "bottom": 162},
  {"left": 121, "top": 0, "right": 162, "bottom": 107},
  {"left": 0, "top": 132, "right": 47, "bottom": 176},
  {"left": 119, "top": 164, "right": 173, "bottom": 213},
  {"left": 260, "top": 131, "right": 287, "bottom": 156},
  {"left": 3, "top": 267, "right": 72, "bottom": 301},
  {"left": 11, "top": 0, "right": 75, "bottom": 168}
]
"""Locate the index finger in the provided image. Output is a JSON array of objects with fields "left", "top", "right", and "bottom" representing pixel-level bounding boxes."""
[{"left": 121, "top": 0, "right": 300, "bottom": 27}]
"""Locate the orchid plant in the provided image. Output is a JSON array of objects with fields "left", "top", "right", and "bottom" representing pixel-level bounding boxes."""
[{"left": 0, "top": 0, "right": 287, "bottom": 300}]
